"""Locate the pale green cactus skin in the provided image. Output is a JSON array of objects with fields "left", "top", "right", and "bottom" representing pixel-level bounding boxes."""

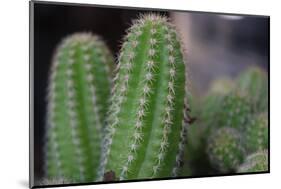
[
  {"left": 244, "top": 113, "right": 268, "bottom": 153},
  {"left": 218, "top": 93, "right": 251, "bottom": 131},
  {"left": 237, "top": 66, "right": 268, "bottom": 113},
  {"left": 45, "top": 33, "right": 114, "bottom": 182},
  {"left": 207, "top": 127, "right": 245, "bottom": 172},
  {"left": 237, "top": 150, "right": 268, "bottom": 173},
  {"left": 99, "top": 14, "right": 189, "bottom": 181}
]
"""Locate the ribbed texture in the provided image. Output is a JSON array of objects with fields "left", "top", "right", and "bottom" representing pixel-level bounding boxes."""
[
  {"left": 45, "top": 33, "right": 114, "bottom": 182},
  {"left": 98, "top": 14, "right": 189, "bottom": 181}
]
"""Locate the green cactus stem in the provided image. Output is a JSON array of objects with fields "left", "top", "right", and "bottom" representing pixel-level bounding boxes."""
[
  {"left": 99, "top": 14, "right": 189, "bottom": 181},
  {"left": 244, "top": 113, "right": 268, "bottom": 153},
  {"left": 217, "top": 93, "right": 251, "bottom": 131},
  {"left": 207, "top": 127, "right": 245, "bottom": 172},
  {"left": 236, "top": 66, "right": 268, "bottom": 113},
  {"left": 45, "top": 33, "right": 114, "bottom": 182},
  {"left": 237, "top": 150, "right": 268, "bottom": 173}
]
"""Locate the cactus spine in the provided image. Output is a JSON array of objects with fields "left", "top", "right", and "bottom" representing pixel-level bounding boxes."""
[
  {"left": 45, "top": 33, "right": 114, "bottom": 182},
  {"left": 99, "top": 14, "right": 189, "bottom": 181}
]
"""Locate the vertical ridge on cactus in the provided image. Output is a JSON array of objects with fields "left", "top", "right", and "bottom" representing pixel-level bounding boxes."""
[
  {"left": 45, "top": 32, "right": 114, "bottom": 182},
  {"left": 99, "top": 14, "right": 189, "bottom": 181}
]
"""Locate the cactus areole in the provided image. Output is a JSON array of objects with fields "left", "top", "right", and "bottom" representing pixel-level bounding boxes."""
[{"left": 99, "top": 14, "right": 190, "bottom": 181}]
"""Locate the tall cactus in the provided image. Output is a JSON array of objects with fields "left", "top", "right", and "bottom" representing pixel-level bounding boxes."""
[
  {"left": 45, "top": 33, "right": 114, "bottom": 182},
  {"left": 99, "top": 14, "right": 190, "bottom": 181}
]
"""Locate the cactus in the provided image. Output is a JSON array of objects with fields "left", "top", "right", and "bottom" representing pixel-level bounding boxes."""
[
  {"left": 184, "top": 78, "right": 235, "bottom": 175},
  {"left": 207, "top": 127, "right": 245, "bottom": 172},
  {"left": 237, "top": 150, "right": 268, "bottom": 173},
  {"left": 244, "top": 113, "right": 268, "bottom": 153},
  {"left": 236, "top": 66, "right": 268, "bottom": 113},
  {"left": 217, "top": 93, "right": 251, "bottom": 131},
  {"left": 99, "top": 14, "right": 189, "bottom": 181},
  {"left": 45, "top": 33, "right": 114, "bottom": 182}
]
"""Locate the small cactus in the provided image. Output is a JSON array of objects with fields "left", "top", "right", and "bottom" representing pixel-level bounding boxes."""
[
  {"left": 45, "top": 33, "right": 114, "bottom": 182},
  {"left": 236, "top": 66, "right": 268, "bottom": 113},
  {"left": 237, "top": 150, "right": 268, "bottom": 173},
  {"left": 244, "top": 113, "right": 268, "bottom": 153},
  {"left": 217, "top": 93, "right": 251, "bottom": 131},
  {"left": 99, "top": 14, "right": 189, "bottom": 181},
  {"left": 207, "top": 127, "right": 245, "bottom": 172}
]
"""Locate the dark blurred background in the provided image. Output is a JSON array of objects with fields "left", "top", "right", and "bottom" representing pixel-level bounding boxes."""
[{"left": 32, "top": 1, "right": 269, "bottom": 182}]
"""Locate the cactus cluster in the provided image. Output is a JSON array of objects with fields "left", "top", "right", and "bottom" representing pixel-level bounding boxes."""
[
  {"left": 43, "top": 12, "right": 268, "bottom": 185},
  {"left": 44, "top": 13, "right": 190, "bottom": 185},
  {"left": 184, "top": 66, "right": 268, "bottom": 175}
]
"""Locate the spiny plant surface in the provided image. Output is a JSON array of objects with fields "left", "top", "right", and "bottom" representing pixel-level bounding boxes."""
[
  {"left": 99, "top": 14, "right": 189, "bottom": 181},
  {"left": 237, "top": 150, "right": 268, "bottom": 173},
  {"left": 217, "top": 93, "right": 251, "bottom": 131},
  {"left": 207, "top": 127, "right": 245, "bottom": 172},
  {"left": 236, "top": 66, "right": 268, "bottom": 113},
  {"left": 45, "top": 33, "right": 114, "bottom": 182},
  {"left": 244, "top": 113, "right": 268, "bottom": 153},
  {"left": 185, "top": 78, "right": 235, "bottom": 175}
]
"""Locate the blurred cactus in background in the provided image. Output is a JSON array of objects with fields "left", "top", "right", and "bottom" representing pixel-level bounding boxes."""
[
  {"left": 45, "top": 33, "right": 114, "bottom": 182},
  {"left": 237, "top": 150, "right": 268, "bottom": 173},
  {"left": 183, "top": 66, "right": 268, "bottom": 176},
  {"left": 244, "top": 113, "right": 268, "bottom": 153},
  {"left": 236, "top": 67, "right": 268, "bottom": 113},
  {"left": 207, "top": 127, "right": 245, "bottom": 172}
]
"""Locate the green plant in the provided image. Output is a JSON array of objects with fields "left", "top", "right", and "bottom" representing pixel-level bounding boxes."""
[
  {"left": 45, "top": 33, "right": 114, "bottom": 182},
  {"left": 98, "top": 14, "right": 189, "bottom": 181},
  {"left": 236, "top": 66, "right": 268, "bottom": 113},
  {"left": 217, "top": 93, "right": 251, "bottom": 131},
  {"left": 207, "top": 127, "right": 245, "bottom": 172},
  {"left": 244, "top": 113, "right": 268, "bottom": 153},
  {"left": 237, "top": 150, "right": 268, "bottom": 173}
]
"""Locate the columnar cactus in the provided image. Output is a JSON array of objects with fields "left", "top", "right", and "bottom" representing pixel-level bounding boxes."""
[
  {"left": 99, "top": 14, "right": 189, "bottom": 181},
  {"left": 218, "top": 93, "right": 251, "bottom": 131},
  {"left": 237, "top": 66, "right": 268, "bottom": 113},
  {"left": 45, "top": 33, "right": 114, "bottom": 182},
  {"left": 207, "top": 127, "right": 245, "bottom": 172},
  {"left": 244, "top": 113, "right": 268, "bottom": 153},
  {"left": 237, "top": 150, "right": 268, "bottom": 173}
]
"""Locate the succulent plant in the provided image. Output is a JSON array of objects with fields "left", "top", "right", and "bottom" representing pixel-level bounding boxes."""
[
  {"left": 236, "top": 66, "right": 268, "bottom": 113},
  {"left": 207, "top": 127, "right": 245, "bottom": 172},
  {"left": 217, "top": 93, "right": 251, "bottom": 131},
  {"left": 98, "top": 14, "right": 190, "bottom": 181},
  {"left": 237, "top": 150, "right": 268, "bottom": 173},
  {"left": 45, "top": 33, "right": 114, "bottom": 182},
  {"left": 244, "top": 113, "right": 268, "bottom": 153}
]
